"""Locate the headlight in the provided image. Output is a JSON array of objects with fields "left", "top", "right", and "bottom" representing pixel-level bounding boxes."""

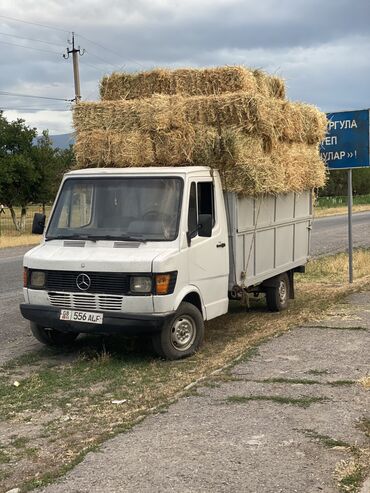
[
  {"left": 130, "top": 276, "right": 152, "bottom": 294},
  {"left": 30, "top": 271, "right": 46, "bottom": 288}
]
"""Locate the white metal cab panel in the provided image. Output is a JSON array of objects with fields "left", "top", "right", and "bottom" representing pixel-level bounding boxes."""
[{"left": 185, "top": 171, "right": 229, "bottom": 320}]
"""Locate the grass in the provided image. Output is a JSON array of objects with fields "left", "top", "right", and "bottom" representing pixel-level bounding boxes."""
[
  {"left": 259, "top": 377, "right": 321, "bottom": 385},
  {"left": 315, "top": 194, "right": 370, "bottom": 218},
  {"left": 314, "top": 204, "right": 370, "bottom": 218},
  {"left": 0, "top": 204, "right": 49, "bottom": 249},
  {"left": 301, "top": 429, "right": 350, "bottom": 448},
  {"left": 0, "top": 234, "right": 41, "bottom": 249},
  {"left": 0, "top": 250, "right": 370, "bottom": 491},
  {"left": 316, "top": 194, "right": 370, "bottom": 208},
  {"left": 358, "top": 376, "right": 370, "bottom": 390},
  {"left": 301, "top": 248, "right": 370, "bottom": 283},
  {"left": 335, "top": 458, "right": 367, "bottom": 493},
  {"left": 307, "top": 369, "right": 329, "bottom": 376},
  {"left": 225, "top": 395, "right": 326, "bottom": 408}
]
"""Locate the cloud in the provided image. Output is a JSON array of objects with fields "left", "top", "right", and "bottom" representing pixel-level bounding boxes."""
[
  {"left": 0, "top": 0, "right": 369, "bottom": 133},
  {"left": 2, "top": 109, "right": 72, "bottom": 135}
]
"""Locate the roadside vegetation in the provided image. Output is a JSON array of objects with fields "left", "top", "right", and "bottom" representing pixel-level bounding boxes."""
[
  {"left": 0, "top": 111, "right": 73, "bottom": 246},
  {"left": 314, "top": 194, "right": 370, "bottom": 217},
  {"left": 0, "top": 249, "right": 369, "bottom": 492}
]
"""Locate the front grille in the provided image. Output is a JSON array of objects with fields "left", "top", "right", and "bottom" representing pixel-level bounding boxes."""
[
  {"left": 44, "top": 270, "right": 130, "bottom": 295},
  {"left": 48, "top": 292, "right": 123, "bottom": 311}
]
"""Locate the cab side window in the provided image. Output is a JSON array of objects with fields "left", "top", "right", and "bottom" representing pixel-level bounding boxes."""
[
  {"left": 188, "top": 182, "right": 197, "bottom": 233},
  {"left": 188, "top": 181, "right": 215, "bottom": 238},
  {"left": 197, "top": 182, "right": 214, "bottom": 223}
]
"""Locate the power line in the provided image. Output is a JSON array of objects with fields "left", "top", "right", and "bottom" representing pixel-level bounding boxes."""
[
  {"left": 0, "top": 91, "right": 74, "bottom": 102},
  {"left": 1, "top": 107, "right": 71, "bottom": 111},
  {"left": 0, "top": 39, "right": 61, "bottom": 54},
  {"left": 81, "top": 60, "right": 110, "bottom": 73},
  {"left": 0, "top": 31, "right": 65, "bottom": 47},
  {"left": 85, "top": 49, "right": 121, "bottom": 69},
  {"left": 0, "top": 14, "right": 70, "bottom": 34},
  {"left": 78, "top": 33, "right": 145, "bottom": 69}
]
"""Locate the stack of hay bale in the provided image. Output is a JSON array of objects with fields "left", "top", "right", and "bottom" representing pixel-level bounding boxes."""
[{"left": 73, "top": 66, "right": 327, "bottom": 195}]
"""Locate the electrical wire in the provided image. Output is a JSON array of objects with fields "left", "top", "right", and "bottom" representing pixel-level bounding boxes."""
[
  {"left": 84, "top": 49, "right": 120, "bottom": 69},
  {"left": 0, "top": 39, "right": 61, "bottom": 54},
  {"left": 0, "top": 31, "right": 65, "bottom": 47},
  {"left": 0, "top": 91, "right": 74, "bottom": 102},
  {"left": 81, "top": 60, "right": 111, "bottom": 73},
  {"left": 0, "top": 14, "right": 143, "bottom": 70},
  {"left": 78, "top": 33, "right": 145, "bottom": 68},
  {"left": 1, "top": 106, "right": 71, "bottom": 111},
  {"left": 0, "top": 14, "right": 70, "bottom": 33}
]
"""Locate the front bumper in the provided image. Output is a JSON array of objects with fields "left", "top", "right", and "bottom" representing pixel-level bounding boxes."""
[{"left": 20, "top": 303, "right": 172, "bottom": 335}]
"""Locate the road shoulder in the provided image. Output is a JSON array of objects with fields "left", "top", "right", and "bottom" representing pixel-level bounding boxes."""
[{"left": 38, "top": 292, "right": 370, "bottom": 493}]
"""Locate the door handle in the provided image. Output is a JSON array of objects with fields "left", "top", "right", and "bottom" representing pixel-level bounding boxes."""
[{"left": 217, "top": 242, "right": 226, "bottom": 248}]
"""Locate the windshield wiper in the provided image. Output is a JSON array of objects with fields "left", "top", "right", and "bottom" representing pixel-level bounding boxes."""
[
  {"left": 97, "top": 234, "right": 147, "bottom": 242},
  {"left": 45, "top": 234, "right": 96, "bottom": 242}
]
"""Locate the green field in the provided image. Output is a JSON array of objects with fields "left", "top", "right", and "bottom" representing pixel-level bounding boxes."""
[{"left": 316, "top": 194, "right": 370, "bottom": 208}]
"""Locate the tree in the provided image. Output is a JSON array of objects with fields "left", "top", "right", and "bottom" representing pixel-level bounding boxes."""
[
  {"left": 0, "top": 113, "right": 75, "bottom": 231},
  {"left": 0, "top": 111, "right": 38, "bottom": 231},
  {"left": 319, "top": 168, "right": 370, "bottom": 197},
  {"left": 32, "top": 132, "right": 74, "bottom": 212}
]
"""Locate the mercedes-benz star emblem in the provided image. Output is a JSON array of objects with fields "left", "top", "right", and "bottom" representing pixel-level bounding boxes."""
[{"left": 76, "top": 273, "right": 91, "bottom": 291}]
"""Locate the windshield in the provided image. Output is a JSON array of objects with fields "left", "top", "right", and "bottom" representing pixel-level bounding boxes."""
[{"left": 46, "top": 177, "right": 183, "bottom": 241}]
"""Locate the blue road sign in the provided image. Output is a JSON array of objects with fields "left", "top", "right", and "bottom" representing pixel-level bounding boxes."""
[{"left": 320, "top": 109, "right": 370, "bottom": 169}]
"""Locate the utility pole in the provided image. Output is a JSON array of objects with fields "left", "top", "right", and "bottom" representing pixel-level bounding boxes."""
[{"left": 63, "top": 32, "right": 85, "bottom": 102}]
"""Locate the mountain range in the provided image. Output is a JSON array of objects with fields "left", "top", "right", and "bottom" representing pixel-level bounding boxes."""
[{"left": 49, "top": 133, "right": 75, "bottom": 149}]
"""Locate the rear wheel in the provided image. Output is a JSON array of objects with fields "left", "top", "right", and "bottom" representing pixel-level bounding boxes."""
[
  {"left": 152, "top": 302, "right": 204, "bottom": 360},
  {"left": 266, "top": 273, "right": 290, "bottom": 312},
  {"left": 30, "top": 322, "right": 79, "bottom": 347}
]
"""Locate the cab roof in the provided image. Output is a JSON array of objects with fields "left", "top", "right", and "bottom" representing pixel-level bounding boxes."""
[{"left": 66, "top": 166, "right": 212, "bottom": 177}]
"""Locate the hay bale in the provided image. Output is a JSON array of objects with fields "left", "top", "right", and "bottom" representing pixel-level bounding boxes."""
[
  {"left": 219, "top": 134, "right": 326, "bottom": 195},
  {"left": 73, "top": 95, "right": 187, "bottom": 133},
  {"left": 74, "top": 130, "right": 154, "bottom": 168},
  {"left": 253, "top": 69, "right": 285, "bottom": 99},
  {"left": 73, "top": 127, "right": 327, "bottom": 194},
  {"left": 100, "top": 66, "right": 285, "bottom": 101},
  {"left": 73, "top": 94, "right": 327, "bottom": 146}
]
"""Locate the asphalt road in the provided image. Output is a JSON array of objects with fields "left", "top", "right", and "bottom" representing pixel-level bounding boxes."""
[
  {"left": 0, "top": 211, "right": 369, "bottom": 364},
  {"left": 0, "top": 246, "right": 42, "bottom": 363},
  {"left": 311, "top": 210, "right": 370, "bottom": 257}
]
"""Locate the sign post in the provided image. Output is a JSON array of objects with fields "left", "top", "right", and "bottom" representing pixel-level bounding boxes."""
[
  {"left": 320, "top": 109, "right": 370, "bottom": 283},
  {"left": 347, "top": 169, "right": 353, "bottom": 283}
]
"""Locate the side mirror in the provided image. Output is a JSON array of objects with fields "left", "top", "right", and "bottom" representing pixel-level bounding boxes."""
[
  {"left": 198, "top": 214, "right": 212, "bottom": 237},
  {"left": 32, "top": 213, "right": 46, "bottom": 235}
]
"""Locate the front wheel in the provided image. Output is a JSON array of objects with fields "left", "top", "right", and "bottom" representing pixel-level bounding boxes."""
[
  {"left": 152, "top": 302, "right": 204, "bottom": 360},
  {"left": 265, "top": 273, "right": 290, "bottom": 312},
  {"left": 30, "top": 322, "right": 79, "bottom": 347}
]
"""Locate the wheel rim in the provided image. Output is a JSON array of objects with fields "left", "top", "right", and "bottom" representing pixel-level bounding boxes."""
[
  {"left": 278, "top": 280, "right": 287, "bottom": 304},
  {"left": 170, "top": 315, "right": 197, "bottom": 352}
]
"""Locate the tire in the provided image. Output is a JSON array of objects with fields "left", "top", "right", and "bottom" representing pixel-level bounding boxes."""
[
  {"left": 152, "top": 302, "right": 204, "bottom": 360},
  {"left": 30, "top": 322, "right": 79, "bottom": 347},
  {"left": 266, "top": 273, "right": 290, "bottom": 312}
]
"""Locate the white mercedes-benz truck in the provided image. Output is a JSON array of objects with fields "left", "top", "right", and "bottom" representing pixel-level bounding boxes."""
[{"left": 20, "top": 166, "right": 312, "bottom": 359}]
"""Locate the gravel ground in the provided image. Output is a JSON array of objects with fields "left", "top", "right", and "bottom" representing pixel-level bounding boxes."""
[{"left": 38, "top": 292, "right": 370, "bottom": 493}]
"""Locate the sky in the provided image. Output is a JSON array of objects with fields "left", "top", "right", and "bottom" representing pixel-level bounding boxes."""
[{"left": 0, "top": 0, "right": 369, "bottom": 135}]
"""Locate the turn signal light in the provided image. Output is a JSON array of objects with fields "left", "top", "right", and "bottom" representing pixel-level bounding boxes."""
[
  {"left": 155, "top": 274, "right": 171, "bottom": 295},
  {"left": 23, "top": 267, "right": 28, "bottom": 288}
]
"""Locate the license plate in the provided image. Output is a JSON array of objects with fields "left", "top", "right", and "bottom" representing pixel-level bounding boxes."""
[{"left": 60, "top": 310, "right": 103, "bottom": 324}]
